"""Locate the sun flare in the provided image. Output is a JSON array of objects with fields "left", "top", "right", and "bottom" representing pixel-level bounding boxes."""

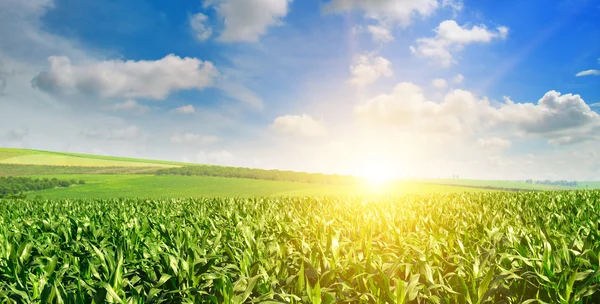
[{"left": 358, "top": 162, "right": 395, "bottom": 185}]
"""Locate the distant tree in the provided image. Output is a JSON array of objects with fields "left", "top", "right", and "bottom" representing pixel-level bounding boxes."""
[
  {"left": 155, "top": 166, "right": 358, "bottom": 185},
  {"left": 0, "top": 177, "right": 83, "bottom": 198}
]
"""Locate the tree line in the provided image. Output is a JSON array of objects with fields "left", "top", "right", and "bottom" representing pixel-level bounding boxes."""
[
  {"left": 155, "top": 166, "right": 358, "bottom": 185},
  {"left": 0, "top": 177, "right": 84, "bottom": 198},
  {"left": 525, "top": 179, "right": 579, "bottom": 187}
]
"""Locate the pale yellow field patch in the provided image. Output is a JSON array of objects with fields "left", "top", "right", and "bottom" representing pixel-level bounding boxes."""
[{"left": 0, "top": 154, "right": 179, "bottom": 168}]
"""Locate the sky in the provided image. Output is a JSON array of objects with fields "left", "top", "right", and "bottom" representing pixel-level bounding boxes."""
[{"left": 0, "top": 0, "right": 599, "bottom": 180}]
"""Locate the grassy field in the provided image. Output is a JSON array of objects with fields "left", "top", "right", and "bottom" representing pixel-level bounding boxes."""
[
  {"left": 2, "top": 148, "right": 599, "bottom": 302},
  {"left": 1, "top": 191, "right": 599, "bottom": 302},
  {"left": 0, "top": 148, "right": 38, "bottom": 160},
  {"left": 417, "top": 178, "right": 576, "bottom": 190},
  {"left": 40, "top": 150, "right": 193, "bottom": 166},
  {"left": 0, "top": 148, "right": 189, "bottom": 166},
  {"left": 0, "top": 164, "right": 161, "bottom": 176},
  {"left": 0, "top": 154, "right": 176, "bottom": 168},
  {"left": 3, "top": 148, "right": 597, "bottom": 198},
  {"left": 0, "top": 148, "right": 501, "bottom": 198},
  {"left": 27, "top": 174, "right": 485, "bottom": 198},
  {"left": 578, "top": 181, "right": 600, "bottom": 189}
]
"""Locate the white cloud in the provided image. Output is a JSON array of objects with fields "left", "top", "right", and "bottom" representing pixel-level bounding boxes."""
[
  {"left": 82, "top": 126, "right": 141, "bottom": 141},
  {"left": 172, "top": 104, "right": 195, "bottom": 114},
  {"left": 190, "top": 13, "right": 213, "bottom": 41},
  {"left": 32, "top": 54, "right": 218, "bottom": 99},
  {"left": 204, "top": 0, "right": 291, "bottom": 42},
  {"left": 548, "top": 134, "right": 598, "bottom": 146},
  {"left": 441, "top": 0, "right": 463, "bottom": 14},
  {"left": 270, "top": 114, "right": 327, "bottom": 137},
  {"left": 217, "top": 80, "right": 264, "bottom": 108},
  {"left": 432, "top": 78, "right": 447, "bottom": 89},
  {"left": 108, "top": 99, "right": 149, "bottom": 114},
  {"left": 477, "top": 137, "right": 511, "bottom": 149},
  {"left": 349, "top": 54, "right": 393, "bottom": 86},
  {"left": 575, "top": 69, "right": 600, "bottom": 77},
  {"left": 453, "top": 73, "right": 464, "bottom": 84},
  {"left": 355, "top": 82, "right": 600, "bottom": 144},
  {"left": 499, "top": 90, "right": 599, "bottom": 135},
  {"left": 324, "top": 0, "right": 439, "bottom": 27},
  {"left": 354, "top": 82, "right": 480, "bottom": 134},
  {"left": 196, "top": 150, "right": 234, "bottom": 165},
  {"left": 170, "top": 133, "right": 219, "bottom": 144},
  {"left": 410, "top": 20, "right": 509, "bottom": 66},
  {"left": 208, "top": 150, "right": 234, "bottom": 163},
  {"left": 366, "top": 25, "right": 394, "bottom": 43},
  {"left": 0, "top": 0, "right": 93, "bottom": 64},
  {"left": 3, "top": 0, "right": 600, "bottom": 181}
]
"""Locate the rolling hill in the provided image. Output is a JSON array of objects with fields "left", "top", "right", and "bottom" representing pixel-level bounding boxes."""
[{"left": 0, "top": 148, "right": 585, "bottom": 198}]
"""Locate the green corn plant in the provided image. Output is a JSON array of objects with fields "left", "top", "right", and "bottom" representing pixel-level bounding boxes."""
[{"left": 1, "top": 192, "right": 600, "bottom": 302}]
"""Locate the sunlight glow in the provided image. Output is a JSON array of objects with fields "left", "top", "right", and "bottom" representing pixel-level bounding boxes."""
[{"left": 358, "top": 162, "right": 396, "bottom": 186}]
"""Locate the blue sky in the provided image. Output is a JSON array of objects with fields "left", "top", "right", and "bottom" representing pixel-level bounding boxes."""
[{"left": 0, "top": 0, "right": 599, "bottom": 180}]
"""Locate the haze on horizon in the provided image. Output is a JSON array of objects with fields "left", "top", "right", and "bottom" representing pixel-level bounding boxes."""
[{"left": 0, "top": 0, "right": 599, "bottom": 180}]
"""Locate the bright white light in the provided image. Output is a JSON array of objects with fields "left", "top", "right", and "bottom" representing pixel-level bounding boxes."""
[{"left": 358, "top": 162, "right": 395, "bottom": 185}]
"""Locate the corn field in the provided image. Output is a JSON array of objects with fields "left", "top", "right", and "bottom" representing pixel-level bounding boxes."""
[{"left": 1, "top": 191, "right": 600, "bottom": 303}]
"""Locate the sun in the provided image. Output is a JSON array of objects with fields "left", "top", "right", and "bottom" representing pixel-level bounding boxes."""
[{"left": 358, "top": 162, "right": 395, "bottom": 185}]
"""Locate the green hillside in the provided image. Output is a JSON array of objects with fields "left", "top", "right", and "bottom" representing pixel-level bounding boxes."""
[
  {"left": 0, "top": 148, "right": 178, "bottom": 168},
  {"left": 2, "top": 148, "right": 589, "bottom": 199},
  {"left": 25, "top": 174, "right": 486, "bottom": 199}
]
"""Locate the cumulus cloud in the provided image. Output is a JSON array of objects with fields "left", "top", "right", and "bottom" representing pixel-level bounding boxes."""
[
  {"left": 548, "top": 134, "right": 598, "bottom": 146},
  {"left": 432, "top": 78, "right": 447, "bottom": 88},
  {"left": 270, "top": 114, "right": 327, "bottom": 137},
  {"left": 441, "top": 0, "right": 463, "bottom": 14},
  {"left": 217, "top": 80, "right": 264, "bottom": 108},
  {"left": 499, "top": 91, "right": 599, "bottom": 135},
  {"left": 453, "top": 74, "right": 464, "bottom": 84},
  {"left": 354, "top": 82, "right": 599, "bottom": 144},
  {"left": 107, "top": 100, "right": 149, "bottom": 114},
  {"left": 170, "top": 133, "right": 219, "bottom": 144},
  {"left": 477, "top": 137, "right": 511, "bottom": 149},
  {"left": 575, "top": 69, "right": 600, "bottom": 77},
  {"left": 410, "top": 20, "right": 509, "bottom": 66},
  {"left": 354, "top": 82, "right": 485, "bottom": 134},
  {"left": 367, "top": 25, "right": 394, "bottom": 43},
  {"left": 32, "top": 54, "right": 218, "bottom": 99},
  {"left": 172, "top": 104, "right": 195, "bottom": 114},
  {"left": 324, "top": 0, "right": 439, "bottom": 27},
  {"left": 196, "top": 150, "right": 234, "bottom": 165},
  {"left": 190, "top": 13, "right": 213, "bottom": 41},
  {"left": 349, "top": 54, "right": 393, "bottom": 86},
  {"left": 204, "top": 0, "right": 291, "bottom": 42},
  {"left": 82, "top": 126, "right": 141, "bottom": 141}
]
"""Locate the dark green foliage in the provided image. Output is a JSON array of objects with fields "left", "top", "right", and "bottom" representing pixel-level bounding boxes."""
[
  {"left": 0, "top": 176, "right": 81, "bottom": 198},
  {"left": 156, "top": 165, "right": 359, "bottom": 184}
]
